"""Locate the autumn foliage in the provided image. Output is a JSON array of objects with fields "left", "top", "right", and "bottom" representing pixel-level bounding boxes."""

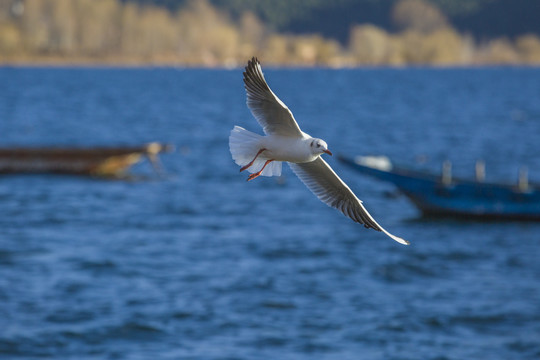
[{"left": 1, "top": 0, "right": 539, "bottom": 66}]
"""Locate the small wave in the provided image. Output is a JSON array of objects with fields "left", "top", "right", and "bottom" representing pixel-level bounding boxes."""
[
  {"left": 77, "top": 259, "right": 118, "bottom": 271},
  {"left": 260, "top": 300, "right": 297, "bottom": 310},
  {"left": 451, "top": 312, "right": 510, "bottom": 327},
  {"left": 102, "top": 321, "right": 165, "bottom": 340},
  {"left": 373, "top": 260, "right": 439, "bottom": 283},
  {"left": 251, "top": 335, "right": 290, "bottom": 348},
  {"left": 45, "top": 310, "right": 95, "bottom": 324}
]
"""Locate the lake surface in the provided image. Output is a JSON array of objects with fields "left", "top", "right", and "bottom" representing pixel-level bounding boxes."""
[{"left": 1, "top": 66, "right": 540, "bottom": 359}]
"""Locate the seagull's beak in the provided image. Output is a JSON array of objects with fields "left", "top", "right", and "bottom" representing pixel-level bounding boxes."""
[{"left": 323, "top": 149, "right": 333, "bottom": 156}]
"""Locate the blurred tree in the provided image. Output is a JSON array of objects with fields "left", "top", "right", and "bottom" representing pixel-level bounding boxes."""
[
  {"left": 314, "top": 36, "right": 341, "bottom": 65},
  {"left": 392, "top": 0, "right": 448, "bottom": 33},
  {"left": 136, "top": 6, "right": 178, "bottom": 59},
  {"left": 421, "top": 28, "right": 465, "bottom": 64},
  {"left": 396, "top": 28, "right": 465, "bottom": 65},
  {"left": 73, "top": 0, "right": 121, "bottom": 56},
  {"left": 290, "top": 34, "right": 340, "bottom": 65},
  {"left": 20, "top": 0, "right": 52, "bottom": 53},
  {"left": 176, "top": 0, "right": 240, "bottom": 65},
  {"left": 0, "top": 0, "right": 21, "bottom": 56},
  {"left": 476, "top": 38, "right": 519, "bottom": 64},
  {"left": 238, "top": 11, "right": 265, "bottom": 58},
  {"left": 48, "top": 0, "right": 76, "bottom": 54},
  {"left": 261, "top": 34, "right": 289, "bottom": 64},
  {"left": 119, "top": 2, "right": 140, "bottom": 56},
  {"left": 0, "top": 22, "right": 20, "bottom": 55},
  {"left": 0, "top": 0, "right": 539, "bottom": 66},
  {"left": 515, "top": 34, "right": 540, "bottom": 64},
  {"left": 349, "top": 24, "right": 394, "bottom": 65}
]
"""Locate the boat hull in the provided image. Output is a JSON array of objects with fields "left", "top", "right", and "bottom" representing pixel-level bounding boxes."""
[
  {"left": 0, "top": 143, "right": 170, "bottom": 177},
  {"left": 339, "top": 156, "right": 540, "bottom": 221}
]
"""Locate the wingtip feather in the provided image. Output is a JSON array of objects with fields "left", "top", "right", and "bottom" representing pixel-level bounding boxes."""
[{"left": 384, "top": 230, "right": 410, "bottom": 245}]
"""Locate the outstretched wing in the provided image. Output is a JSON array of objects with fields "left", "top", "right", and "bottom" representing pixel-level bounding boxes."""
[
  {"left": 243, "top": 57, "right": 303, "bottom": 137},
  {"left": 289, "top": 157, "right": 409, "bottom": 245}
]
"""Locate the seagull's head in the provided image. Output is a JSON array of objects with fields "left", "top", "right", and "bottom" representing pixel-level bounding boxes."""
[{"left": 310, "top": 138, "right": 332, "bottom": 156}]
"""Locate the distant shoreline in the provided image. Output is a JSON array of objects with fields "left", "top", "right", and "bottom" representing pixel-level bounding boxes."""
[
  {"left": 2, "top": 0, "right": 540, "bottom": 71},
  {"left": 2, "top": 58, "right": 540, "bottom": 69}
]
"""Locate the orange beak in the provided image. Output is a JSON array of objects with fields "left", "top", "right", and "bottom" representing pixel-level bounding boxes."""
[{"left": 323, "top": 149, "right": 333, "bottom": 156}]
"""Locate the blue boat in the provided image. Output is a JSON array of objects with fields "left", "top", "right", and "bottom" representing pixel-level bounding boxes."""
[{"left": 339, "top": 155, "right": 540, "bottom": 220}]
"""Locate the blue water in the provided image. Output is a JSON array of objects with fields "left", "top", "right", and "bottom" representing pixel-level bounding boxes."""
[{"left": 1, "top": 66, "right": 540, "bottom": 359}]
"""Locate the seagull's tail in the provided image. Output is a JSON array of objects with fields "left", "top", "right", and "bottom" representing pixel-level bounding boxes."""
[{"left": 229, "top": 126, "right": 282, "bottom": 177}]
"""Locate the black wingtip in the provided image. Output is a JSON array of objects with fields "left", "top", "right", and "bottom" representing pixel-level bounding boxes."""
[
  {"left": 246, "top": 56, "right": 260, "bottom": 70},
  {"left": 244, "top": 57, "right": 256, "bottom": 82},
  {"left": 243, "top": 56, "right": 269, "bottom": 92}
]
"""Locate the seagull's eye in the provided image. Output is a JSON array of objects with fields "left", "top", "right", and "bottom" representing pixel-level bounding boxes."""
[{"left": 317, "top": 143, "right": 321, "bottom": 148}]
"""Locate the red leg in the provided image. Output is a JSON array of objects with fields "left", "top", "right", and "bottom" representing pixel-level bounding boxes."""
[
  {"left": 240, "top": 148, "right": 267, "bottom": 172},
  {"left": 247, "top": 159, "right": 274, "bottom": 181}
]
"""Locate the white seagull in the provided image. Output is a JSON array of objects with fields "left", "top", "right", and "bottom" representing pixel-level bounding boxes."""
[{"left": 229, "top": 57, "right": 409, "bottom": 245}]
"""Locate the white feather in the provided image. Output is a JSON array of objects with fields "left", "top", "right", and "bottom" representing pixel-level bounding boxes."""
[{"left": 229, "top": 126, "right": 282, "bottom": 177}]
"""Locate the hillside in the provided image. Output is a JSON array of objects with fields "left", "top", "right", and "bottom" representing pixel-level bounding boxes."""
[
  {"left": 125, "top": 0, "right": 540, "bottom": 42},
  {"left": 1, "top": 0, "right": 540, "bottom": 66}
]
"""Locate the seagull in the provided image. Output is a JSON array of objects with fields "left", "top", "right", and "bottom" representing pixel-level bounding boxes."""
[{"left": 229, "top": 57, "right": 409, "bottom": 245}]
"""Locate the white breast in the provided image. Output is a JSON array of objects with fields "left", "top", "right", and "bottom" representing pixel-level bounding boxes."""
[{"left": 261, "top": 135, "right": 316, "bottom": 163}]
